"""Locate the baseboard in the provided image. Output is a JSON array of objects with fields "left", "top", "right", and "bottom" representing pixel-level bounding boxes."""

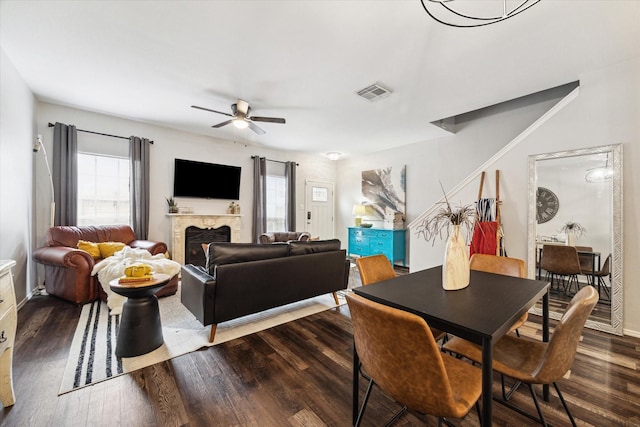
[{"left": 623, "top": 328, "right": 640, "bottom": 338}]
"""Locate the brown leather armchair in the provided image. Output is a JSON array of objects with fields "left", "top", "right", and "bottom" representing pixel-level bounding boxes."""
[
  {"left": 33, "top": 225, "right": 177, "bottom": 304},
  {"left": 258, "top": 231, "right": 311, "bottom": 244}
]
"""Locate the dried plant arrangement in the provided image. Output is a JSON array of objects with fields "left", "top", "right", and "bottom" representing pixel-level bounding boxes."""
[
  {"left": 415, "top": 182, "right": 475, "bottom": 244},
  {"left": 560, "top": 221, "right": 587, "bottom": 239}
]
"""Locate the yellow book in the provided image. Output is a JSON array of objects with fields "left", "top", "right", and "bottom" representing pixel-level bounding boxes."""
[{"left": 118, "top": 275, "right": 153, "bottom": 284}]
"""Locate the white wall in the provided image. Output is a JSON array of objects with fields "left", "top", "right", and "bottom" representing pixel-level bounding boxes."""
[
  {"left": 0, "top": 48, "right": 37, "bottom": 304},
  {"left": 35, "top": 102, "right": 337, "bottom": 251},
  {"left": 335, "top": 84, "right": 571, "bottom": 263},
  {"left": 409, "top": 58, "right": 640, "bottom": 334}
]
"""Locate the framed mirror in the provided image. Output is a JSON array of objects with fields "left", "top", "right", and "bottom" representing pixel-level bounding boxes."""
[{"left": 527, "top": 144, "right": 623, "bottom": 335}]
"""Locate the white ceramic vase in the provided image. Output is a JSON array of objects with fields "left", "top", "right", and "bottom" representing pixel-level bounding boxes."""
[
  {"left": 442, "top": 224, "right": 470, "bottom": 291},
  {"left": 567, "top": 230, "right": 575, "bottom": 246}
]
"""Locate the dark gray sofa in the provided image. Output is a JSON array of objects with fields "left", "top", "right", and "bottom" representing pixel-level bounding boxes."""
[{"left": 181, "top": 239, "right": 349, "bottom": 342}]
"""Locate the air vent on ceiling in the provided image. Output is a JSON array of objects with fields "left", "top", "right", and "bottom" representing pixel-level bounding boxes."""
[{"left": 356, "top": 83, "right": 392, "bottom": 102}]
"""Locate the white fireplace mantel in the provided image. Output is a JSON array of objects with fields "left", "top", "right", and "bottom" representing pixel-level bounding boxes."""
[{"left": 167, "top": 214, "right": 241, "bottom": 265}]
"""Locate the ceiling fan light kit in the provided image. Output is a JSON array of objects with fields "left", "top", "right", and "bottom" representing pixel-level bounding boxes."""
[
  {"left": 421, "top": 0, "right": 540, "bottom": 28},
  {"left": 191, "top": 99, "right": 285, "bottom": 135},
  {"left": 232, "top": 118, "right": 249, "bottom": 129}
]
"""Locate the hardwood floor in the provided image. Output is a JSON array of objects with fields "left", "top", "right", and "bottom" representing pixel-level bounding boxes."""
[{"left": 2, "top": 293, "right": 640, "bottom": 426}]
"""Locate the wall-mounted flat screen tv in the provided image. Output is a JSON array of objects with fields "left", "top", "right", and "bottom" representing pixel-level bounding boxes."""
[{"left": 173, "top": 158, "right": 241, "bottom": 200}]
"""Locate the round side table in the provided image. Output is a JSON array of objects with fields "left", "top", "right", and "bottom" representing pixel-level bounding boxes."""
[{"left": 109, "top": 273, "right": 170, "bottom": 358}]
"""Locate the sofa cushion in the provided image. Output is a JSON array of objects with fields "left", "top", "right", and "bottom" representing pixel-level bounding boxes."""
[
  {"left": 288, "top": 239, "right": 341, "bottom": 256},
  {"left": 206, "top": 242, "right": 290, "bottom": 276},
  {"left": 77, "top": 240, "right": 101, "bottom": 259},
  {"left": 98, "top": 241, "right": 127, "bottom": 258}
]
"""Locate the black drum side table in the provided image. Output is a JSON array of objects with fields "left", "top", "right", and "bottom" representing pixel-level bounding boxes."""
[{"left": 110, "top": 273, "right": 170, "bottom": 358}]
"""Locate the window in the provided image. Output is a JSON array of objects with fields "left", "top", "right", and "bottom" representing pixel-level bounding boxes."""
[
  {"left": 265, "top": 161, "right": 287, "bottom": 232},
  {"left": 77, "top": 153, "right": 130, "bottom": 226}
]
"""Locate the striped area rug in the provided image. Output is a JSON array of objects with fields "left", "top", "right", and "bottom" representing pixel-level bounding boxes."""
[{"left": 59, "top": 290, "right": 345, "bottom": 395}]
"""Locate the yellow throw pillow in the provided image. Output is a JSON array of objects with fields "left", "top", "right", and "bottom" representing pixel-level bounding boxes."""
[
  {"left": 77, "top": 240, "right": 101, "bottom": 259},
  {"left": 98, "top": 242, "right": 127, "bottom": 258}
]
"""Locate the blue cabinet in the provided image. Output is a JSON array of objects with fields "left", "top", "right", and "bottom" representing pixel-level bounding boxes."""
[{"left": 348, "top": 227, "right": 406, "bottom": 266}]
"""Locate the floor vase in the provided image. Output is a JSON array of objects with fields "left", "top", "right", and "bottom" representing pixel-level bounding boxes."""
[{"left": 442, "top": 225, "right": 470, "bottom": 290}]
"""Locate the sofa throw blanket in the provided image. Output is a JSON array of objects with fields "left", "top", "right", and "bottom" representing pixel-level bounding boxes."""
[{"left": 92, "top": 246, "right": 181, "bottom": 315}]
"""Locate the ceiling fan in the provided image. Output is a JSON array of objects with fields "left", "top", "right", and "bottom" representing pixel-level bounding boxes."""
[{"left": 191, "top": 99, "right": 286, "bottom": 135}]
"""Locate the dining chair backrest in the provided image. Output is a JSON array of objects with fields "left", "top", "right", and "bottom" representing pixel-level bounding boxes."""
[
  {"left": 540, "top": 245, "right": 581, "bottom": 275},
  {"left": 346, "top": 293, "right": 468, "bottom": 417},
  {"left": 469, "top": 254, "right": 525, "bottom": 278},
  {"left": 598, "top": 254, "right": 611, "bottom": 276},
  {"left": 575, "top": 245, "right": 594, "bottom": 273},
  {"left": 356, "top": 254, "right": 396, "bottom": 286},
  {"left": 534, "top": 286, "right": 598, "bottom": 383}
]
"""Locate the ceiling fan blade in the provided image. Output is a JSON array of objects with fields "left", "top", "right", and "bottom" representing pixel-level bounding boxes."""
[
  {"left": 236, "top": 99, "right": 250, "bottom": 116},
  {"left": 250, "top": 116, "right": 286, "bottom": 124},
  {"left": 191, "top": 105, "right": 233, "bottom": 117},
  {"left": 248, "top": 121, "right": 266, "bottom": 135},
  {"left": 212, "top": 119, "right": 234, "bottom": 128}
]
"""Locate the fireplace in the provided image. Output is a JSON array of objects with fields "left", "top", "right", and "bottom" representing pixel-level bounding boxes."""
[
  {"left": 185, "top": 225, "right": 231, "bottom": 267},
  {"left": 168, "top": 213, "right": 241, "bottom": 265}
]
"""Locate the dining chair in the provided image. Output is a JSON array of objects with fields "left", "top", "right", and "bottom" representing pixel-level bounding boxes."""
[
  {"left": 346, "top": 293, "right": 483, "bottom": 427},
  {"left": 470, "top": 254, "right": 527, "bottom": 335},
  {"left": 356, "top": 254, "right": 397, "bottom": 286},
  {"left": 443, "top": 286, "right": 598, "bottom": 427},
  {"left": 539, "top": 244, "right": 582, "bottom": 296},
  {"left": 575, "top": 245, "right": 594, "bottom": 273},
  {"left": 581, "top": 253, "right": 611, "bottom": 300},
  {"left": 356, "top": 254, "right": 446, "bottom": 342}
]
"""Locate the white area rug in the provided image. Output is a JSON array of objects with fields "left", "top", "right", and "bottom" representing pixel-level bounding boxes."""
[{"left": 59, "top": 290, "right": 345, "bottom": 395}]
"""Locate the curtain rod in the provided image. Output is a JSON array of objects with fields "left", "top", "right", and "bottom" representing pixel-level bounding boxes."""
[
  {"left": 48, "top": 122, "right": 154, "bottom": 144},
  {"left": 251, "top": 155, "right": 298, "bottom": 166}
]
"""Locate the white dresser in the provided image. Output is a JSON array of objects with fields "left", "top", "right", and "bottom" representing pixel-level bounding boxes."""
[{"left": 0, "top": 260, "right": 17, "bottom": 407}]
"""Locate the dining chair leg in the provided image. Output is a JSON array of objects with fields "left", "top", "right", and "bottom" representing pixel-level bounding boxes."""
[
  {"left": 355, "top": 378, "right": 374, "bottom": 427},
  {"left": 501, "top": 374, "right": 522, "bottom": 401},
  {"left": 553, "top": 382, "right": 577, "bottom": 427},
  {"left": 528, "top": 384, "right": 548, "bottom": 427}
]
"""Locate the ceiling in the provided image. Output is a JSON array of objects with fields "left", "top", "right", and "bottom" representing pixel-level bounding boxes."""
[{"left": 1, "top": 1, "right": 638, "bottom": 158}]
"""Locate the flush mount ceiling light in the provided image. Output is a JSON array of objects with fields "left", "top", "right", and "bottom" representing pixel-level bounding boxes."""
[
  {"left": 585, "top": 154, "right": 613, "bottom": 183},
  {"left": 326, "top": 152, "right": 342, "bottom": 161},
  {"left": 421, "top": 0, "right": 540, "bottom": 28}
]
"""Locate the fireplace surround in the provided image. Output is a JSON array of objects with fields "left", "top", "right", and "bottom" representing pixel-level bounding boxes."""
[{"left": 168, "top": 214, "right": 241, "bottom": 265}]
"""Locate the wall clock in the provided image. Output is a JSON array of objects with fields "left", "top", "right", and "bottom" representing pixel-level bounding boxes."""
[{"left": 536, "top": 187, "right": 559, "bottom": 224}]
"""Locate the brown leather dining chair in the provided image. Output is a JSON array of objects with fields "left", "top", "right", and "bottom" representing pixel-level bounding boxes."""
[
  {"left": 539, "top": 244, "right": 582, "bottom": 296},
  {"left": 443, "top": 286, "right": 598, "bottom": 427},
  {"left": 356, "top": 254, "right": 446, "bottom": 342},
  {"left": 470, "top": 254, "right": 527, "bottom": 335},
  {"left": 346, "top": 293, "right": 483, "bottom": 426},
  {"left": 356, "top": 254, "right": 397, "bottom": 286},
  {"left": 581, "top": 253, "right": 611, "bottom": 300}
]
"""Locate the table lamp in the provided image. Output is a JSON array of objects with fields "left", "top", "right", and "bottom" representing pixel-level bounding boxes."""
[{"left": 352, "top": 204, "right": 366, "bottom": 226}]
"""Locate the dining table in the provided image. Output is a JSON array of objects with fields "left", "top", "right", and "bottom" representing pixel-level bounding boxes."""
[{"left": 352, "top": 265, "right": 550, "bottom": 426}]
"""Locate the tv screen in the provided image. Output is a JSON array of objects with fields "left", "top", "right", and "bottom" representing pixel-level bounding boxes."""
[{"left": 173, "top": 158, "right": 241, "bottom": 200}]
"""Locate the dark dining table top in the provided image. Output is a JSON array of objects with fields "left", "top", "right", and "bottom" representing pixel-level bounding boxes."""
[{"left": 353, "top": 265, "right": 550, "bottom": 346}]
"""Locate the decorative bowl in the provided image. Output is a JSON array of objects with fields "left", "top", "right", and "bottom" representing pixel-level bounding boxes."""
[{"left": 360, "top": 223, "right": 373, "bottom": 228}]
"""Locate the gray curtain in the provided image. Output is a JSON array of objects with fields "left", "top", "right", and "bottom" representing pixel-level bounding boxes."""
[
  {"left": 129, "top": 136, "right": 151, "bottom": 239},
  {"left": 252, "top": 156, "right": 267, "bottom": 243},
  {"left": 52, "top": 122, "right": 78, "bottom": 226},
  {"left": 285, "top": 161, "right": 296, "bottom": 231}
]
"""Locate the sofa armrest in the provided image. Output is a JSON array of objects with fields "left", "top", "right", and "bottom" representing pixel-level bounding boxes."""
[
  {"left": 181, "top": 264, "right": 216, "bottom": 326},
  {"left": 32, "top": 246, "right": 94, "bottom": 269},
  {"left": 129, "top": 240, "right": 167, "bottom": 255}
]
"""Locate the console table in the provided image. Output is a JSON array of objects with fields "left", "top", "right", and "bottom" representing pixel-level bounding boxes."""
[
  {"left": 348, "top": 227, "right": 406, "bottom": 266},
  {"left": 0, "top": 260, "right": 17, "bottom": 407}
]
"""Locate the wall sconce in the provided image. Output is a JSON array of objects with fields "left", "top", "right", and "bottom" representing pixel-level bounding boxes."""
[
  {"left": 326, "top": 152, "right": 342, "bottom": 161},
  {"left": 352, "top": 204, "right": 367, "bottom": 226}
]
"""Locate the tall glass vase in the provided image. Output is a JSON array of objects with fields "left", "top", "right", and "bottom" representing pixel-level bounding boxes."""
[{"left": 442, "top": 224, "right": 470, "bottom": 290}]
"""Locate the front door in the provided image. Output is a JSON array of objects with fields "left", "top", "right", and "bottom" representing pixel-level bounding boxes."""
[{"left": 305, "top": 180, "right": 334, "bottom": 240}]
